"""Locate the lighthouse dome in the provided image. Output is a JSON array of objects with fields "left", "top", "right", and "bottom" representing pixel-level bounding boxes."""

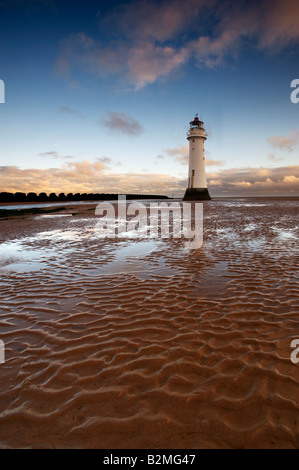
[{"left": 190, "top": 116, "right": 203, "bottom": 128}]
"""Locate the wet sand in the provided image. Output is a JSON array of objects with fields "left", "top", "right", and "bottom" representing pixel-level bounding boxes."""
[{"left": 0, "top": 197, "right": 298, "bottom": 448}]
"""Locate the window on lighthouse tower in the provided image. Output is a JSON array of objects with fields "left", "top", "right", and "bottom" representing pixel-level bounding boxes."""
[{"left": 191, "top": 169, "right": 195, "bottom": 188}]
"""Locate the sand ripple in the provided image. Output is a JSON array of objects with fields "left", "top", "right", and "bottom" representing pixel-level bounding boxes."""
[{"left": 0, "top": 198, "right": 298, "bottom": 448}]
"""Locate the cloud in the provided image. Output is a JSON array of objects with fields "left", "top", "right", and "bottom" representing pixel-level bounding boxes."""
[
  {"left": 267, "top": 131, "right": 299, "bottom": 151},
  {"left": 101, "top": 0, "right": 206, "bottom": 43},
  {"left": 267, "top": 153, "right": 284, "bottom": 163},
  {"left": 55, "top": 0, "right": 299, "bottom": 90},
  {"left": 164, "top": 144, "right": 224, "bottom": 166},
  {"left": 190, "top": 27, "right": 245, "bottom": 68},
  {"left": 54, "top": 1, "right": 208, "bottom": 89},
  {"left": 58, "top": 106, "right": 82, "bottom": 117},
  {"left": 205, "top": 158, "right": 225, "bottom": 166},
  {"left": 96, "top": 157, "right": 112, "bottom": 164},
  {"left": 206, "top": 165, "right": 299, "bottom": 195},
  {"left": 283, "top": 175, "right": 299, "bottom": 184},
  {"left": 257, "top": 0, "right": 299, "bottom": 50},
  {"left": 100, "top": 111, "right": 143, "bottom": 136},
  {"left": 0, "top": 161, "right": 181, "bottom": 195},
  {"left": 127, "top": 42, "right": 189, "bottom": 89},
  {"left": 164, "top": 144, "right": 188, "bottom": 158},
  {"left": 2, "top": 159, "right": 299, "bottom": 197},
  {"left": 191, "top": 0, "right": 299, "bottom": 68},
  {"left": 38, "top": 151, "right": 75, "bottom": 160},
  {"left": 38, "top": 151, "right": 60, "bottom": 158}
]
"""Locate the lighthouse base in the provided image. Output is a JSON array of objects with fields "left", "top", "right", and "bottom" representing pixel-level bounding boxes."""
[{"left": 183, "top": 187, "right": 211, "bottom": 201}]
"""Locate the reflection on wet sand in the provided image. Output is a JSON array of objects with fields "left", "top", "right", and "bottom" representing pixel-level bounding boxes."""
[{"left": 0, "top": 198, "right": 298, "bottom": 448}]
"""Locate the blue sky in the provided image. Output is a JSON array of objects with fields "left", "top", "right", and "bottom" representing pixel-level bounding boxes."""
[{"left": 1, "top": 0, "right": 299, "bottom": 196}]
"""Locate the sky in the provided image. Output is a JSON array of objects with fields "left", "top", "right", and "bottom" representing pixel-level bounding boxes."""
[{"left": 0, "top": 0, "right": 299, "bottom": 197}]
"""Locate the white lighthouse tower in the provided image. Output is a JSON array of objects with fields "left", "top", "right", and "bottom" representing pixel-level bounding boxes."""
[{"left": 183, "top": 115, "right": 211, "bottom": 201}]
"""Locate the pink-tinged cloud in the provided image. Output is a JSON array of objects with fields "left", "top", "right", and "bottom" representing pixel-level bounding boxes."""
[
  {"left": 164, "top": 144, "right": 224, "bottom": 166},
  {"left": 258, "top": 0, "right": 299, "bottom": 49},
  {"left": 101, "top": 0, "right": 214, "bottom": 43},
  {"left": 206, "top": 165, "right": 299, "bottom": 195},
  {"left": 100, "top": 111, "right": 143, "bottom": 136},
  {"left": 55, "top": 0, "right": 299, "bottom": 89},
  {"left": 0, "top": 161, "right": 180, "bottom": 195},
  {"left": 267, "top": 131, "right": 299, "bottom": 151},
  {"left": 164, "top": 144, "right": 189, "bottom": 158},
  {"left": 127, "top": 42, "right": 189, "bottom": 89},
  {"left": 1, "top": 161, "right": 299, "bottom": 196}
]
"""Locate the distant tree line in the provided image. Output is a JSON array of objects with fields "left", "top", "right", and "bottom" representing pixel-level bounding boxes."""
[{"left": 0, "top": 192, "right": 169, "bottom": 203}]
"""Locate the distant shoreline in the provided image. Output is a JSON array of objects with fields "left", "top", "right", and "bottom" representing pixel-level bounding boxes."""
[
  {"left": 1, "top": 195, "right": 299, "bottom": 208},
  {"left": 0, "top": 195, "right": 299, "bottom": 219},
  {"left": 0, "top": 193, "right": 170, "bottom": 205},
  {"left": 1, "top": 194, "right": 299, "bottom": 209},
  {"left": 0, "top": 197, "right": 169, "bottom": 208}
]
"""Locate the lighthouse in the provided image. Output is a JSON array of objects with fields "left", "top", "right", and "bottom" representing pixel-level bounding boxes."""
[{"left": 183, "top": 115, "right": 211, "bottom": 201}]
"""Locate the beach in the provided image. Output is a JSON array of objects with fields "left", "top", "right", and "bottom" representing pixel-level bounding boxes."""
[{"left": 0, "top": 197, "right": 298, "bottom": 449}]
